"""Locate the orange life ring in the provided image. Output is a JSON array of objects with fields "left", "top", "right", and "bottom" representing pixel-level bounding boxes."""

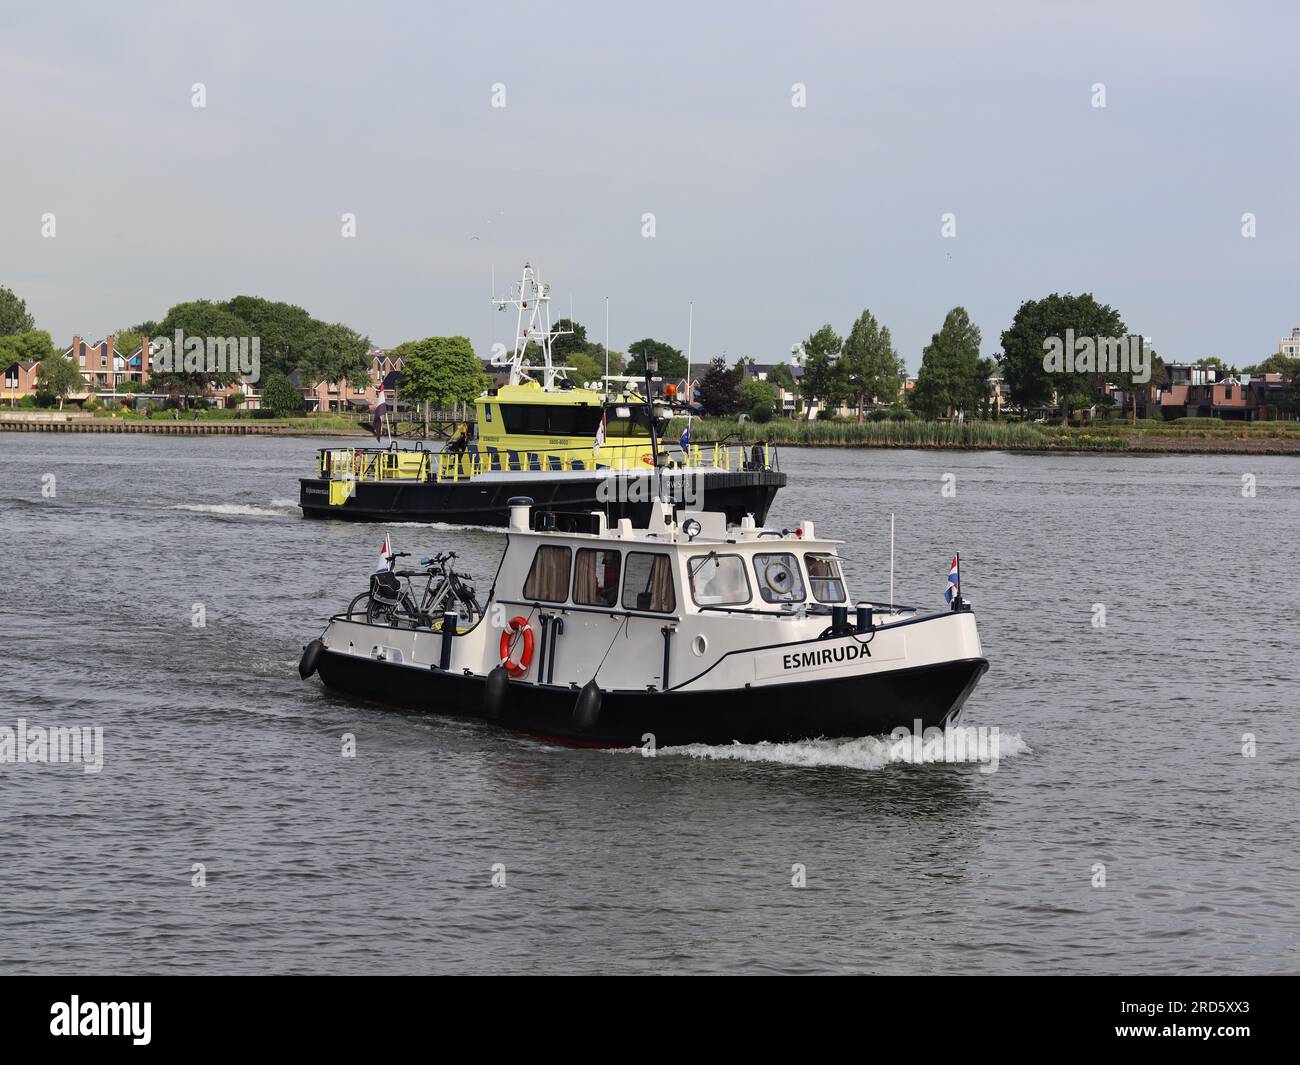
[
  {"left": 499, "top": 616, "right": 534, "bottom": 678},
  {"left": 641, "top": 452, "right": 653, "bottom": 465}
]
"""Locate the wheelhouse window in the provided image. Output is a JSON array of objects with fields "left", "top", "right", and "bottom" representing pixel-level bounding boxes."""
[
  {"left": 688, "top": 553, "right": 751, "bottom": 606},
  {"left": 500, "top": 403, "right": 603, "bottom": 436},
  {"left": 602, "top": 405, "right": 651, "bottom": 439},
  {"left": 622, "top": 552, "right": 676, "bottom": 613},
  {"left": 523, "top": 545, "right": 571, "bottom": 603},
  {"left": 752, "top": 552, "right": 805, "bottom": 604},
  {"left": 574, "top": 548, "right": 621, "bottom": 607},
  {"left": 805, "top": 553, "right": 847, "bottom": 603}
]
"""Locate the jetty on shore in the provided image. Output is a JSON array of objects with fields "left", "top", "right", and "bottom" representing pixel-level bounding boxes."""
[{"left": 0, "top": 413, "right": 303, "bottom": 435}]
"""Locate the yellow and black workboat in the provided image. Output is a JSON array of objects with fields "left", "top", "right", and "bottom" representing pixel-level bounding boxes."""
[{"left": 299, "top": 264, "right": 785, "bottom": 528}]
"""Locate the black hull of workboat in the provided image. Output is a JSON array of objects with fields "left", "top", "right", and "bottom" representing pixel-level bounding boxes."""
[
  {"left": 313, "top": 650, "right": 989, "bottom": 747},
  {"left": 299, "top": 470, "right": 786, "bottom": 527}
]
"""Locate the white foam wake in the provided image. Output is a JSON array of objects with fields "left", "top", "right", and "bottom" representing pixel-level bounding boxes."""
[
  {"left": 169, "top": 499, "right": 299, "bottom": 517},
  {"left": 614, "top": 731, "right": 1032, "bottom": 772}
]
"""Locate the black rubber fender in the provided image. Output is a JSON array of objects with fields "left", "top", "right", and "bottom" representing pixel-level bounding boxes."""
[
  {"left": 572, "top": 679, "right": 603, "bottom": 731},
  {"left": 298, "top": 638, "right": 325, "bottom": 679},
  {"left": 484, "top": 664, "right": 510, "bottom": 721}
]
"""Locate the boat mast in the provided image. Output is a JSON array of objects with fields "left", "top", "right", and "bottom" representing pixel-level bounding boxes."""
[{"left": 490, "top": 262, "right": 574, "bottom": 389}]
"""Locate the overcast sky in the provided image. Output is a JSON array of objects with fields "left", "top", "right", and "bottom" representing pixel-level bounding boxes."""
[{"left": 2, "top": 0, "right": 1298, "bottom": 371}]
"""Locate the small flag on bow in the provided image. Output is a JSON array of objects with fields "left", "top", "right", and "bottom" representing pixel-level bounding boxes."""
[{"left": 944, "top": 555, "right": 960, "bottom": 607}]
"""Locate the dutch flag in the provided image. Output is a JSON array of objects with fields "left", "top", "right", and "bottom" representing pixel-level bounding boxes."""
[
  {"left": 679, "top": 419, "right": 691, "bottom": 453},
  {"left": 944, "top": 555, "right": 960, "bottom": 606},
  {"left": 594, "top": 411, "right": 606, "bottom": 453},
  {"left": 376, "top": 533, "right": 393, "bottom": 573}
]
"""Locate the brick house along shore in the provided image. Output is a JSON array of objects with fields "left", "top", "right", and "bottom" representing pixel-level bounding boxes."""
[
  {"left": 2, "top": 339, "right": 404, "bottom": 413},
  {"left": 1114, "top": 364, "right": 1295, "bottom": 422}
]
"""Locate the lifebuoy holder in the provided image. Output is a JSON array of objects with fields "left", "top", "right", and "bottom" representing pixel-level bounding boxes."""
[{"left": 499, "top": 616, "right": 534, "bottom": 678}]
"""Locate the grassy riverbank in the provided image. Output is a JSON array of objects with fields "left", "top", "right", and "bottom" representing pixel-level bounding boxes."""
[
  {"left": 8, "top": 409, "right": 1300, "bottom": 452},
  {"left": 109, "top": 410, "right": 365, "bottom": 432},
  {"left": 672, "top": 416, "right": 1300, "bottom": 454},
  {"left": 0, "top": 409, "right": 370, "bottom": 435}
]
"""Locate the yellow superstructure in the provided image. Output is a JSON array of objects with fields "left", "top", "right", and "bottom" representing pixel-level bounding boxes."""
[{"left": 314, "top": 379, "right": 769, "bottom": 495}]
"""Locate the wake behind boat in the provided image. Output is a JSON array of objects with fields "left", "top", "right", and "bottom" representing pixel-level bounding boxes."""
[{"left": 299, "top": 498, "right": 988, "bottom": 746}]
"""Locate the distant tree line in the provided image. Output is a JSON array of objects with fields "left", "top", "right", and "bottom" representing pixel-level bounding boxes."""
[
  {"left": 119, "top": 296, "right": 372, "bottom": 398},
  {"left": 6, "top": 279, "right": 1300, "bottom": 421}
]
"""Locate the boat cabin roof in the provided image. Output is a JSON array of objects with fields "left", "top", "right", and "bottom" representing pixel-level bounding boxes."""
[
  {"left": 510, "top": 499, "right": 840, "bottom": 550},
  {"left": 499, "top": 501, "right": 850, "bottom": 617},
  {"left": 479, "top": 381, "right": 651, "bottom": 407}
]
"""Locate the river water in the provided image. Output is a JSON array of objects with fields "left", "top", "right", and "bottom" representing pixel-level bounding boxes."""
[{"left": 1, "top": 434, "right": 1296, "bottom": 974}]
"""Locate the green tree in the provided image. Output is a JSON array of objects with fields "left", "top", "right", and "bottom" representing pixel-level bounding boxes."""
[
  {"left": 840, "top": 309, "right": 904, "bottom": 421},
  {"left": 114, "top": 329, "right": 145, "bottom": 358},
  {"left": 303, "top": 322, "right": 371, "bottom": 389},
  {"left": 567, "top": 350, "right": 611, "bottom": 387},
  {"left": 999, "top": 293, "right": 1127, "bottom": 424},
  {"left": 627, "top": 338, "right": 688, "bottom": 381},
  {"left": 1245, "top": 352, "right": 1300, "bottom": 377},
  {"left": 698, "top": 356, "right": 741, "bottom": 415},
  {"left": 767, "top": 362, "right": 796, "bottom": 394},
  {"left": 547, "top": 320, "right": 624, "bottom": 384},
  {"left": 549, "top": 319, "right": 592, "bottom": 364},
  {"left": 395, "top": 336, "right": 488, "bottom": 409},
  {"left": 223, "top": 296, "right": 321, "bottom": 379},
  {"left": 911, "top": 307, "right": 985, "bottom": 419},
  {"left": 151, "top": 300, "right": 253, "bottom": 395},
  {"left": 0, "top": 330, "right": 56, "bottom": 365},
  {"left": 0, "top": 286, "right": 36, "bottom": 336},
  {"left": 797, "top": 324, "right": 843, "bottom": 417},
  {"left": 260, "top": 372, "right": 302, "bottom": 417},
  {"left": 740, "top": 379, "right": 779, "bottom": 423},
  {"left": 36, "top": 354, "right": 83, "bottom": 409}
]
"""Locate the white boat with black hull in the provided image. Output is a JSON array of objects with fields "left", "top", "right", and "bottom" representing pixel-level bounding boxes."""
[{"left": 299, "top": 499, "right": 988, "bottom": 747}]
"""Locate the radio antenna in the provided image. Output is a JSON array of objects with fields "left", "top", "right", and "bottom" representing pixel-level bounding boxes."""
[
  {"left": 686, "top": 300, "right": 694, "bottom": 402},
  {"left": 890, "top": 512, "right": 895, "bottom": 614}
]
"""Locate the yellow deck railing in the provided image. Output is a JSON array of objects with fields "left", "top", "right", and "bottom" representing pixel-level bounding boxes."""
[{"left": 319, "top": 442, "right": 773, "bottom": 486}]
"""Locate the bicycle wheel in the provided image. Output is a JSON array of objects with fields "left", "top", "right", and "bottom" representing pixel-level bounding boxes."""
[
  {"left": 379, "top": 590, "right": 421, "bottom": 629},
  {"left": 457, "top": 586, "right": 481, "bottom": 623},
  {"left": 346, "top": 591, "right": 370, "bottom": 619},
  {"left": 365, "top": 597, "right": 396, "bottom": 626}
]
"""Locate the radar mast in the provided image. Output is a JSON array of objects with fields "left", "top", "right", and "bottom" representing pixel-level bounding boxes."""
[{"left": 491, "top": 262, "right": 574, "bottom": 389}]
